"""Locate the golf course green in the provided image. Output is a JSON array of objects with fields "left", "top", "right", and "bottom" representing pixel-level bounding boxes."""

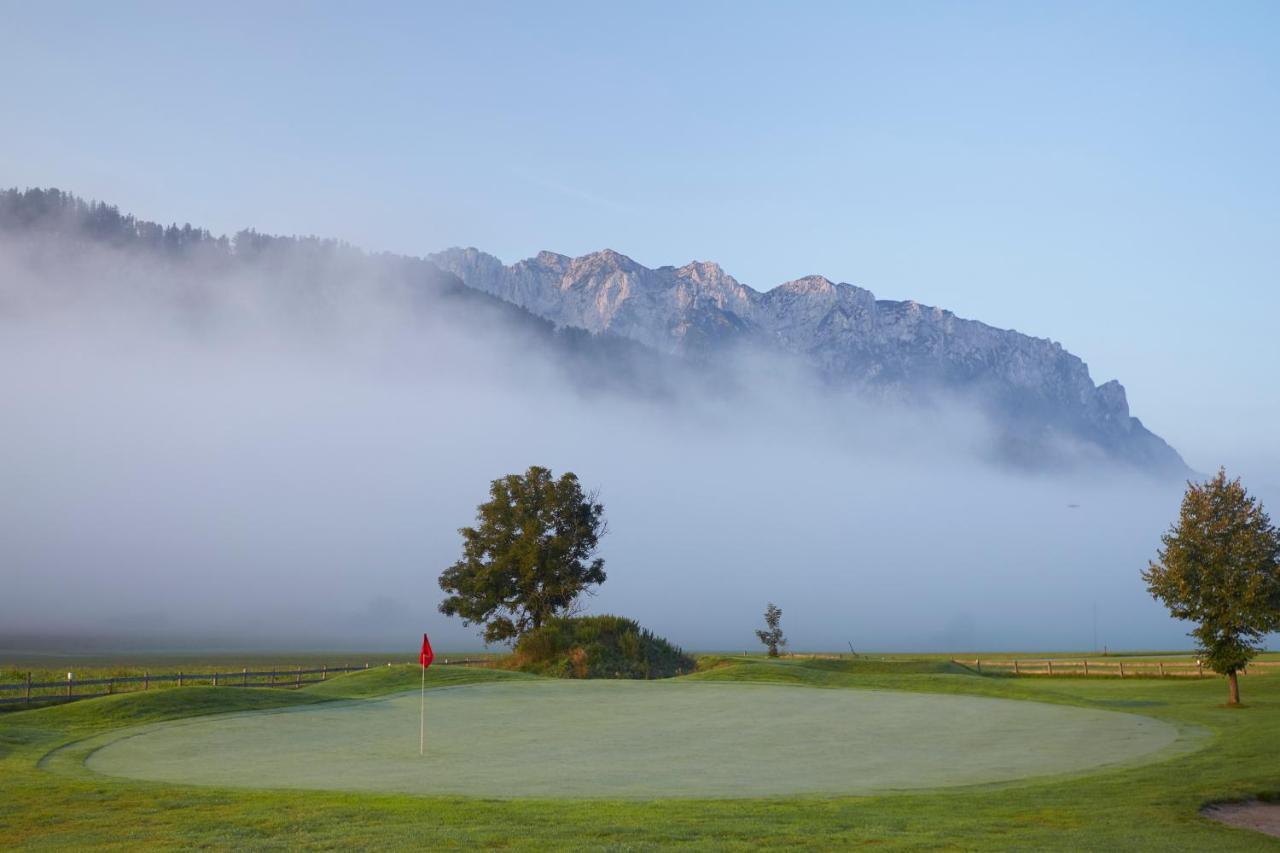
[
  {"left": 82, "top": 680, "right": 1180, "bottom": 798},
  {"left": 5, "top": 656, "right": 1279, "bottom": 849}
]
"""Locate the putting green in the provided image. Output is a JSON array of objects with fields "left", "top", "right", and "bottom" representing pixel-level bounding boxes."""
[{"left": 85, "top": 681, "right": 1180, "bottom": 798}]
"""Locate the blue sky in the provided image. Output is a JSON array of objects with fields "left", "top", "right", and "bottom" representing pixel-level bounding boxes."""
[{"left": 3, "top": 1, "right": 1278, "bottom": 491}]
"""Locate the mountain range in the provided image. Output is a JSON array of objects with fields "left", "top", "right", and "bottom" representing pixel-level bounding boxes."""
[
  {"left": 430, "top": 246, "right": 1186, "bottom": 474},
  {"left": 0, "top": 188, "right": 1186, "bottom": 474}
]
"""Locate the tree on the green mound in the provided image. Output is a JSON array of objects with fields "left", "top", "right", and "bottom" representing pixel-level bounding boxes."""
[
  {"left": 439, "top": 466, "right": 607, "bottom": 644},
  {"left": 1143, "top": 468, "right": 1280, "bottom": 705},
  {"left": 756, "top": 603, "right": 786, "bottom": 657}
]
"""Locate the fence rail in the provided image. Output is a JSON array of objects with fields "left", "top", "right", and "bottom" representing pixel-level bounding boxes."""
[
  {"left": 953, "top": 658, "right": 1280, "bottom": 678},
  {"left": 0, "top": 658, "right": 487, "bottom": 707},
  {"left": 0, "top": 664, "right": 369, "bottom": 705}
]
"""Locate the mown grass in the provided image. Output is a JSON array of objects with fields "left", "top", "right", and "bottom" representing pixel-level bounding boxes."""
[
  {"left": 302, "top": 662, "right": 532, "bottom": 699},
  {"left": 1, "top": 656, "right": 1278, "bottom": 850}
]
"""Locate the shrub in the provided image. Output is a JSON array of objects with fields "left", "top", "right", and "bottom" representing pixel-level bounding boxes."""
[{"left": 510, "top": 615, "right": 694, "bottom": 679}]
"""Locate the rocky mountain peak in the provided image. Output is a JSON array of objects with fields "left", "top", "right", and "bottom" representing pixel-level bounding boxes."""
[
  {"left": 533, "top": 250, "right": 570, "bottom": 268},
  {"left": 427, "top": 245, "right": 1187, "bottom": 474},
  {"left": 778, "top": 274, "right": 837, "bottom": 294},
  {"left": 676, "top": 259, "right": 731, "bottom": 283},
  {"left": 573, "top": 248, "right": 638, "bottom": 271}
]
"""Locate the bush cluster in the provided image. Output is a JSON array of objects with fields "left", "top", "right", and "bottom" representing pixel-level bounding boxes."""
[{"left": 511, "top": 615, "right": 695, "bottom": 679}]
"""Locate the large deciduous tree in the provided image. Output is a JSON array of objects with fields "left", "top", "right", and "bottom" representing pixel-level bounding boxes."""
[
  {"left": 439, "top": 466, "right": 607, "bottom": 644},
  {"left": 1142, "top": 469, "right": 1280, "bottom": 705}
]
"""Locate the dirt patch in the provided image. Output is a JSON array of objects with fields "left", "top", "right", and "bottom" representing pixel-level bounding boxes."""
[{"left": 1202, "top": 801, "right": 1280, "bottom": 838}]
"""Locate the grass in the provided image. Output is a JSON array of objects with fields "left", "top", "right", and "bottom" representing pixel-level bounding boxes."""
[
  {"left": 0, "top": 651, "right": 503, "bottom": 686},
  {"left": 0, "top": 656, "right": 1278, "bottom": 849}
]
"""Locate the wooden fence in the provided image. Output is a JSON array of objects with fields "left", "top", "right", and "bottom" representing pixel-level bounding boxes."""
[
  {"left": 0, "top": 658, "right": 486, "bottom": 707},
  {"left": 0, "top": 664, "right": 371, "bottom": 706},
  {"left": 953, "top": 658, "right": 1280, "bottom": 678}
]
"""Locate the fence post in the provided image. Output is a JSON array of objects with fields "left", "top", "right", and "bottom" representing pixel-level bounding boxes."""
[
  {"left": 270, "top": 669, "right": 276, "bottom": 687},
  {"left": 322, "top": 664, "right": 327, "bottom": 681},
  {"left": 108, "top": 677, "right": 114, "bottom": 695},
  {"left": 1047, "top": 660, "right": 1053, "bottom": 676},
  {"left": 213, "top": 671, "right": 219, "bottom": 688},
  {"left": 1119, "top": 662, "right": 1125, "bottom": 678},
  {"left": 975, "top": 658, "right": 981, "bottom": 674},
  {"left": 178, "top": 671, "right": 184, "bottom": 688},
  {"left": 1198, "top": 660, "right": 1203, "bottom": 677},
  {"left": 144, "top": 671, "right": 149, "bottom": 691},
  {"left": 26, "top": 672, "right": 32, "bottom": 704},
  {"left": 67, "top": 672, "right": 73, "bottom": 698},
  {"left": 1159, "top": 662, "right": 1165, "bottom": 677},
  {"left": 1013, "top": 659, "right": 1019, "bottom": 675},
  {"left": 1083, "top": 659, "right": 1089, "bottom": 676},
  {"left": 243, "top": 667, "right": 248, "bottom": 687},
  {"left": 296, "top": 666, "right": 301, "bottom": 688}
]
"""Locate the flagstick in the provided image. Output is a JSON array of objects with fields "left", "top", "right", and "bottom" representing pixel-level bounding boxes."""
[{"left": 419, "top": 662, "right": 426, "bottom": 757}]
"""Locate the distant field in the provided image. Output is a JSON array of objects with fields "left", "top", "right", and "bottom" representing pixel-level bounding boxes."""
[
  {"left": 7, "top": 647, "right": 1274, "bottom": 679},
  {"left": 4, "top": 646, "right": 1277, "bottom": 708},
  {"left": 0, "top": 651, "right": 503, "bottom": 686},
  {"left": 802, "top": 650, "right": 1280, "bottom": 662},
  {"left": 1, "top": 654, "right": 1278, "bottom": 849}
]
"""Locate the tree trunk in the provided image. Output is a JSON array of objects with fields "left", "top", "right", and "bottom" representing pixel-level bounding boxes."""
[{"left": 1228, "top": 670, "right": 1241, "bottom": 705}]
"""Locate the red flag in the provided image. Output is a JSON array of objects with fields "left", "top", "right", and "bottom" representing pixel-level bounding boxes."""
[{"left": 419, "top": 633, "right": 434, "bottom": 669}]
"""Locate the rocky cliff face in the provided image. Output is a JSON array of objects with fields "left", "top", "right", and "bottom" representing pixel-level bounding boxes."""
[
  {"left": 429, "top": 248, "right": 759, "bottom": 353},
  {"left": 430, "top": 247, "right": 1186, "bottom": 474}
]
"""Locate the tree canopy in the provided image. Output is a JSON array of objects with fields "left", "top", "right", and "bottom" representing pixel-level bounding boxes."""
[
  {"left": 1142, "top": 468, "right": 1280, "bottom": 704},
  {"left": 439, "top": 466, "right": 607, "bottom": 644}
]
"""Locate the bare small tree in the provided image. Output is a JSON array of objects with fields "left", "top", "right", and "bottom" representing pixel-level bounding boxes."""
[{"left": 755, "top": 603, "right": 786, "bottom": 657}]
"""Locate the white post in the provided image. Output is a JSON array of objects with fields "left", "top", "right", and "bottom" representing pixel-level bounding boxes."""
[{"left": 419, "top": 663, "right": 426, "bottom": 757}]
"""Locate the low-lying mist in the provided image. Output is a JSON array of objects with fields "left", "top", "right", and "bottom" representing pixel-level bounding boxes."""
[{"left": 0, "top": 232, "right": 1196, "bottom": 653}]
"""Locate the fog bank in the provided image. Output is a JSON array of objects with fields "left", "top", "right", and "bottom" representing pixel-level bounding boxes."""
[{"left": 0, "top": 232, "right": 1220, "bottom": 652}]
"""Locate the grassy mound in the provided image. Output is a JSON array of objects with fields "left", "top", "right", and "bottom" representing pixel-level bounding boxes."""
[
  {"left": 510, "top": 615, "right": 695, "bottom": 679},
  {"left": 303, "top": 663, "right": 529, "bottom": 698}
]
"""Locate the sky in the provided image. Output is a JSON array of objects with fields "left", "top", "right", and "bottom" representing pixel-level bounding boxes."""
[
  {"left": 1, "top": 2, "right": 1278, "bottom": 651},
  {"left": 3, "top": 2, "right": 1278, "bottom": 484}
]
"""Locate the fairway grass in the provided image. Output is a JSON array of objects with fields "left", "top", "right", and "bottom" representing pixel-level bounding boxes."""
[{"left": 2, "top": 658, "right": 1279, "bottom": 849}]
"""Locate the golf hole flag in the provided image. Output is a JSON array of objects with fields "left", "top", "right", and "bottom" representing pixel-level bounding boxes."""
[
  {"left": 418, "top": 633, "right": 433, "bottom": 756},
  {"left": 420, "top": 633, "right": 434, "bottom": 669}
]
